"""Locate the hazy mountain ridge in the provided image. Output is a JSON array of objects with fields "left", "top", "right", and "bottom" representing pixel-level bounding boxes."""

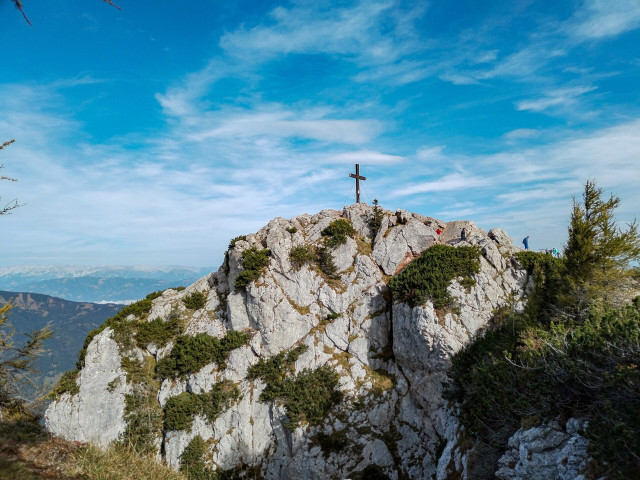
[
  {"left": 0, "top": 290, "right": 123, "bottom": 400},
  {"left": 0, "top": 266, "right": 213, "bottom": 303}
]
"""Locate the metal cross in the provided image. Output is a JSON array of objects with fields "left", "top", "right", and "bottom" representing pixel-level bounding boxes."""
[{"left": 349, "top": 164, "right": 366, "bottom": 203}]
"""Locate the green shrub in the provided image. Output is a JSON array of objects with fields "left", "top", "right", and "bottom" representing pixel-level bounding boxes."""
[
  {"left": 136, "top": 316, "right": 183, "bottom": 349},
  {"left": 51, "top": 369, "right": 80, "bottom": 397},
  {"left": 514, "top": 251, "right": 564, "bottom": 323},
  {"left": 249, "top": 346, "right": 341, "bottom": 429},
  {"left": 286, "top": 226, "right": 298, "bottom": 234},
  {"left": 448, "top": 300, "right": 640, "bottom": 479},
  {"left": 321, "top": 219, "right": 356, "bottom": 248},
  {"left": 180, "top": 435, "right": 216, "bottom": 480},
  {"left": 156, "top": 331, "right": 250, "bottom": 379},
  {"left": 182, "top": 291, "right": 207, "bottom": 310},
  {"left": 234, "top": 247, "right": 271, "bottom": 291},
  {"left": 289, "top": 245, "right": 317, "bottom": 269},
  {"left": 317, "top": 247, "right": 338, "bottom": 278},
  {"left": 247, "top": 345, "right": 308, "bottom": 391},
  {"left": 275, "top": 365, "right": 343, "bottom": 430},
  {"left": 76, "top": 291, "right": 164, "bottom": 369},
  {"left": 368, "top": 199, "right": 385, "bottom": 240},
  {"left": 389, "top": 244, "right": 481, "bottom": 308},
  {"left": 228, "top": 235, "right": 247, "bottom": 250},
  {"left": 164, "top": 381, "right": 239, "bottom": 432}
]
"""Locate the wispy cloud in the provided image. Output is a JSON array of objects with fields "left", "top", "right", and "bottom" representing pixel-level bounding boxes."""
[
  {"left": 516, "top": 86, "right": 597, "bottom": 112},
  {"left": 324, "top": 150, "right": 405, "bottom": 164},
  {"left": 392, "top": 171, "right": 490, "bottom": 196},
  {"left": 568, "top": 0, "right": 640, "bottom": 40},
  {"left": 186, "top": 108, "right": 383, "bottom": 144}
]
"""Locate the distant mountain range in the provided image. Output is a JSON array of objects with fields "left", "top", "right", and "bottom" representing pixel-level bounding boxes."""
[
  {"left": 0, "top": 290, "right": 124, "bottom": 402},
  {"left": 0, "top": 265, "right": 213, "bottom": 303}
]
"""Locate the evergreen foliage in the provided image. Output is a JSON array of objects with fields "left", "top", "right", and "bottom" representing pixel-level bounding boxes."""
[
  {"left": 156, "top": 331, "right": 250, "bottom": 379},
  {"left": 321, "top": 219, "right": 356, "bottom": 248},
  {"left": 180, "top": 435, "right": 216, "bottom": 480},
  {"left": 0, "top": 301, "right": 53, "bottom": 407},
  {"left": 388, "top": 244, "right": 481, "bottom": 308},
  {"left": 135, "top": 316, "right": 183, "bottom": 349},
  {"left": 248, "top": 345, "right": 342, "bottom": 429},
  {"left": 448, "top": 301, "right": 640, "bottom": 479},
  {"left": 182, "top": 291, "right": 207, "bottom": 310},
  {"left": 164, "top": 381, "right": 239, "bottom": 432},
  {"left": 449, "top": 181, "right": 640, "bottom": 479},
  {"left": 228, "top": 235, "right": 247, "bottom": 250},
  {"left": 317, "top": 247, "right": 338, "bottom": 278},
  {"left": 514, "top": 251, "right": 564, "bottom": 323},
  {"left": 234, "top": 247, "right": 271, "bottom": 291},
  {"left": 368, "top": 199, "right": 385, "bottom": 240},
  {"left": 76, "top": 290, "right": 163, "bottom": 369},
  {"left": 289, "top": 245, "right": 317, "bottom": 270},
  {"left": 561, "top": 180, "right": 640, "bottom": 320}
]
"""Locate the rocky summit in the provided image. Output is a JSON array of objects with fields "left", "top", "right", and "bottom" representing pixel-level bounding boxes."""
[{"left": 45, "top": 204, "right": 590, "bottom": 479}]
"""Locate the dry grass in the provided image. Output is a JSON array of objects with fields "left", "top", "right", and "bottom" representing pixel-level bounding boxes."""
[
  {"left": 68, "top": 444, "right": 186, "bottom": 480},
  {"left": 0, "top": 417, "right": 186, "bottom": 480}
]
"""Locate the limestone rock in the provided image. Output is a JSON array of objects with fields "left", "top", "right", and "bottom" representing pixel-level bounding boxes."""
[
  {"left": 44, "top": 328, "right": 130, "bottom": 447},
  {"left": 44, "top": 204, "right": 544, "bottom": 479},
  {"left": 495, "top": 419, "right": 590, "bottom": 480}
]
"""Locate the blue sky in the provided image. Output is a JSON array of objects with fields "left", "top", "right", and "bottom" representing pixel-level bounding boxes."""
[{"left": 1, "top": 0, "right": 639, "bottom": 268}]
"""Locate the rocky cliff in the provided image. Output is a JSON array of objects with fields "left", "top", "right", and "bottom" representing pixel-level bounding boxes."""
[{"left": 44, "top": 204, "right": 590, "bottom": 479}]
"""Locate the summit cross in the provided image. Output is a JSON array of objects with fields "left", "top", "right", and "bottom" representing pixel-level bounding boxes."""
[{"left": 349, "top": 164, "right": 366, "bottom": 203}]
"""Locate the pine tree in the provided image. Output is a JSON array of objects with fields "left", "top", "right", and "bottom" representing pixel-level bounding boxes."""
[
  {"left": 561, "top": 180, "right": 640, "bottom": 320},
  {"left": 0, "top": 301, "right": 53, "bottom": 410}
]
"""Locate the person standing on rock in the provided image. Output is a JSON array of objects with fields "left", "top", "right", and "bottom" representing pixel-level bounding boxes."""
[
  {"left": 523, "top": 236, "right": 530, "bottom": 250},
  {"left": 436, "top": 227, "right": 442, "bottom": 243},
  {"left": 461, "top": 227, "right": 467, "bottom": 241}
]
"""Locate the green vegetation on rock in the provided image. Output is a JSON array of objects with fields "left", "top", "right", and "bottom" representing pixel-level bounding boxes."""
[
  {"left": 321, "top": 219, "right": 356, "bottom": 248},
  {"left": 136, "top": 316, "right": 184, "bottom": 349},
  {"left": 180, "top": 435, "right": 215, "bottom": 480},
  {"left": 234, "top": 247, "right": 271, "bottom": 291},
  {"left": 289, "top": 245, "right": 317, "bottom": 270},
  {"left": 182, "top": 291, "right": 207, "bottom": 310},
  {"left": 388, "top": 244, "right": 481, "bottom": 308},
  {"left": 165, "top": 381, "right": 239, "bottom": 432},
  {"left": 449, "top": 181, "right": 640, "bottom": 479},
  {"left": 156, "top": 331, "right": 250, "bottom": 379},
  {"left": 76, "top": 290, "right": 164, "bottom": 369},
  {"left": 248, "top": 345, "right": 342, "bottom": 429}
]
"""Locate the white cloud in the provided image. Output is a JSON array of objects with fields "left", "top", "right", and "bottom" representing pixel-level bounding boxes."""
[
  {"left": 189, "top": 109, "right": 382, "bottom": 145},
  {"left": 324, "top": 150, "right": 405, "bottom": 165},
  {"left": 392, "top": 171, "right": 490, "bottom": 196},
  {"left": 416, "top": 145, "right": 447, "bottom": 161},
  {"left": 503, "top": 129, "right": 539, "bottom": 140},
  {"left": 569, "top": 0, "right": 640, "bottom": 40},
  {"left": 516, "top": 86, "right": 597, "bottom": 112},
  {"left": 220, "top": 1, "right": 401, "bottom": 64}
]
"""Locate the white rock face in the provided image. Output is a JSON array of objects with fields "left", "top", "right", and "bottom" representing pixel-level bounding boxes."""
[
  {"left": 495, "top": 419, "right": 590, "bottom": 480},
  {"left": 44, "top": 204, "right": 585, "bottom": 479},
  {"left": 45, "top": 328, "right": 130, "bottom": 447}
]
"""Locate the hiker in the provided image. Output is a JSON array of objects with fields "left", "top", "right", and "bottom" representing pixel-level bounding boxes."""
[
  {"left": 436, "top": 227, "right": 442, "bottom": 243},
  {"left": 461, "top": 227, "right": 467, "bottom": 241},
  {"left": 522, "top": 236, "right": 529, "bottom": 250}
]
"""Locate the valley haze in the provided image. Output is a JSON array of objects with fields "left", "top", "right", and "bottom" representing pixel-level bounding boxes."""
[{"left": 0, "top": 265, "right": 213, "bottom": 304}]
